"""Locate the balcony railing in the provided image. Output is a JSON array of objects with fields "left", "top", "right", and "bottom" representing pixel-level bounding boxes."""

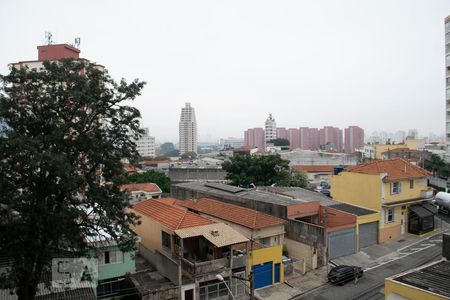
[
  {"left": 232, "top": 255, "right": 248, "bottom": 269},
  {"left": 181, "top": 257, "right": 230, "bottom": 277},
  {"left": 421, "top": 188, "right": 434, "bottom": 199}
]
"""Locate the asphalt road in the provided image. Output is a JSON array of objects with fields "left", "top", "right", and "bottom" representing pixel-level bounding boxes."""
[{"left": 292, "top": 237, "right": 443, "bottom": 300}]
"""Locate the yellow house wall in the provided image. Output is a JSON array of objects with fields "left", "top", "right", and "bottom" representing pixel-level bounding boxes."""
[
  {"left": 385, "top": 279, "right": 448, "bottom": 300},
  {"left": 383, "top": 178, "right": 427, "bottom": 202},
  {"left": 330, "top": 172, "right": 382, "bottom": 211},
  {"left": 248, "top": 245, "right": 284, "bottom": 285},
  {"left": 130, "top": 209, "right": 174, "bottom": 257},
  {"left": 375, "top": 144, "right": 408, "bottom": 159},
  {"left": 379, "top": 206, "right": 403, "bottom": 243}
]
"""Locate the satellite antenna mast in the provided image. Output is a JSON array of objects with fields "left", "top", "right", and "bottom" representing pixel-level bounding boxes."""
[
  {"left": 45, "top": 32, "right": 53, "bottom": 45},
  {"left": 74, "top": 37, "right": 81, "bottom": 49}
]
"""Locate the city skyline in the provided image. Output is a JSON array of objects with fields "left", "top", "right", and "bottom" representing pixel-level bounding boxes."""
[{"left": 1, "top": 1, "right": 450, "bottom": 143}]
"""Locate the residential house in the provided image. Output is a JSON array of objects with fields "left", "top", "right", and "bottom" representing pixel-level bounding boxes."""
[
  {"left": 292, "top": 165, "right": 338, "bottom": 182},
  {"left": 160, "top": 197, "right": 286, "bottom": 289},
  {"left": 130, "top": 199, "right": 249, "bottom": 300},
  {"left": 120, "top": 183, "right": 162, "bottom": 204},
  {"left": 331, "top": 158, "right": 435, "bottom": 243}
]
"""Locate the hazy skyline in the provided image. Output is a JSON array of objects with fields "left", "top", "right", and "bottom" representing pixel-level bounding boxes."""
[{"left": 1, "top": 1, "right": 449, "bottom": 143}]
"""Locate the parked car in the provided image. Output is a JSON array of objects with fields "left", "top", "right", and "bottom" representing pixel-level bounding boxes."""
[{"left": 328, "top": 265, "right": 363, "bottom": 285}]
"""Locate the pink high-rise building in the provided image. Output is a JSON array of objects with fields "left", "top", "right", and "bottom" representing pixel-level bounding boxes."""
[
  {"left": 287, "top": 128, "right": 300, "bottom": 150},
  {"left": 299, "top": 127, "right": 310, "bottom": 150},
  {"left": 244, "top": 128, "right": 265, "bottom": 149},
  {"left": 319, "top": 126, "right": 343, "bottom": 152},
  {"left": 344, "top": 126, "right": 364, "bottom": 154},
  {"left": 309, "top": 128, "right": 320, "bottom": 150},
  {"left": 277, "top": 127, "right": 287, "bottom": 139}
]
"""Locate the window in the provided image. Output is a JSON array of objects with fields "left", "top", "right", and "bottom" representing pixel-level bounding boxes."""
[
  {"left": 386, "top": 208, "right": 395, "bottom": 223},
  {"left": 409, "top": 180, "right": 414, "bottom": 189},
  {"left": 162, "top": 231, "right": 171, "bottom": 250},
  {"left": 98, "top": 250, "right": 123, "bottom": 265},
  {"left": 259, "top": 237, "right": 271, "bottom": 246},
  {"left": 391, "top": 182, "right": 402, "bottom": 194}
]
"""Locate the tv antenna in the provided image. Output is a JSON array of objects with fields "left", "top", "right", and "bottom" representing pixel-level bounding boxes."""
[
  {"left": 45, "top": 32, "right": 53, "bottom": 45},
  {"left": 74, "top": 37, "right": 81, "bottom": 49}
]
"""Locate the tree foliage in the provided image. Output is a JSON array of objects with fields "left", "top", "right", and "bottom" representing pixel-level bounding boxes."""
[
  {"left": 123, "top": 170, "right": 171, "bottom": 193},
  {"left": 181, "top": 151, "right": 197, "bottom": 159},
  {"left": 165, "top": 149, "right": 180, "bottom": 157},
  {"left": 269, "top": 138, "right": 290, "bottom": 146},
  {"left": 425, "top": 154, "right": 450, "bottom": 179},
  {"left": 0, "top": 59, "right": 145, "bottom": 299},
  {"left": 159, "top": 142, "right": 175, "bottom": 155},
  {"left": 222, "top": 154, "right": 307, "bottom": 188}
]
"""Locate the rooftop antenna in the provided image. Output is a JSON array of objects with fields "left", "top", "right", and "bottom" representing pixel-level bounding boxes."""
[
  {"left": 45, "top": 32, "right": 53, "bottom": 45},
  {"left": 74, "top": 37, "right": 81, "bottom": 49}
]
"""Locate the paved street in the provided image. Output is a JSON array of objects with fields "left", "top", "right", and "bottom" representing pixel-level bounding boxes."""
[{"left": 293, "top": 230, "right": 445, "bottom": 300}]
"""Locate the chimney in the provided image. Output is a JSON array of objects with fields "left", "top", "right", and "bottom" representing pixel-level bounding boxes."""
[{"left": 443, "top": 233, "right": 450, "bottom": 260}]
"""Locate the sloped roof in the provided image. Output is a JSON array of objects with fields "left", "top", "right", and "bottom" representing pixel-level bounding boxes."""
[
  {"left": 174, "top": 223, "right": 248, "bottom": 247},
  {"left": 157, "top": 197, "right": 186, "bottom": 207},
  {"left": 121, "top": 183, "right": 162, "bottom": 193},
  {"left": 132, "top": 199, "right": 215, "bottom": 230},
  {"left": 345, "top": 158, "right": 429, "bottom": 181},
  {"left": 292, "top": 165, "right": 336, "bottom": 173},
  {"left": 178, "top": 198, "right": 285, "bottom": 229}
]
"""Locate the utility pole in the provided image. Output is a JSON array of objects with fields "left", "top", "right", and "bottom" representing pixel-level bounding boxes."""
[{"left": 323, "top": 206, "right": 328, "bottom": 274}]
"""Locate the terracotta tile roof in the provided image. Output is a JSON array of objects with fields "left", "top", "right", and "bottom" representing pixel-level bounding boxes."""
[
  {"left": 120, "top": 183, "right": 162, "bottom": 193},
  {"left": 345, "top": 158, "right": 430, "bottom": 181},
  {"left": 292, "top": 165, "right": 336, "bottom": 173},
  {"left": 123, "top": 164, "right": 140, "bottom": 173},
  {"left": 132, "top": 199, "right": 215, "bottom": 230},
  {"left": 157, "top": 197, "right": 186, "bottom": 207},
  {"left": 178, "top": 198, "right": 285, "bottom": 229}
]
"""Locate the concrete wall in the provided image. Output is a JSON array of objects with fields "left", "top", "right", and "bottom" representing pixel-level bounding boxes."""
[
  {"left": 169, "top": 168, "right": 227, "bottom": 183},
  {"left": 284, "top": 238, "right": 317, "bottom": 270},
  {"left": 287, "top": 201, "right": 320, "bottom": 219},
  {"left": 139, "top": 243, "right": 180, "bottom": 285},
  {"left": 331, "top": 172, "right": 382, "bottom": 211},
  {"left": 285, "top": 219, "right": 325, "bottom": 246},
  {"left": 323, "top": 206, "right": 356, "bottom": 230}
]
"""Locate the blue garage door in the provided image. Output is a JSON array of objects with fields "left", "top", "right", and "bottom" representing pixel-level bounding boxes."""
[
  {"left": 252, "top": 262, "right": 273, "bottom": 289},
  {"left": 274, "top": 263, "right": 280, "bottom": 283}
]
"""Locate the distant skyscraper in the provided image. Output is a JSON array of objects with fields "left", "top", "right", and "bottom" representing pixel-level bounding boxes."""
[
  {"left": 309, "top": 128, "right": 320, "bottom": 150},
  {"left": 287, "top": 128, "right": 300, "bottom": 150},
  {"left": 179, "top": 102, "right": 197, "bottom": 154},
  {"left": 344, "top": 126, "right": 364, "bottom": 154},
  {"left": 407, "top": 129, "right": 418, "bottom": 139},
  {"left": 276, "top": 127, "right": 287, "bottom": 139},
  {"left": 136, "top": 128, "right": 156, "bottom": 157},
  {"left": 446, "top": 15, "right": 450, "bottom": 161},
  {"left": 394, "top": 130, "right": 406, "bottom": 144},
  {"left": 320, "top": 126, "right": 343, "bottom": 152},
  {"left": 265, "top": 114, "right": 277, "bottom": 146},
  {"left": 244, "top": 128, "right": 265, "bottom": 149}
]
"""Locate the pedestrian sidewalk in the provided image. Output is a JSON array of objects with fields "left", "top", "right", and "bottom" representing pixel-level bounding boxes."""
[
  {"left": 332, "top": 218, "right": 450, "bottom": 270},
  {"left": 255, "top": 266, "right": 328, "bottom": 300}
]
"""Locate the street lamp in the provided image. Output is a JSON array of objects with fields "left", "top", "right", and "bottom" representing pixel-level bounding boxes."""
[{"left": 215, "top": 274, "right": 236, "bottom": 300}]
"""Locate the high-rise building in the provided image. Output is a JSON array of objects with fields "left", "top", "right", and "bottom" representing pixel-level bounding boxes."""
[
  {"left": 447, "top": 15, "right": 450, "bottom": 160},
  {"left": 265, "top": 114, "right": 277, "bottom": 146},
  {"left": 135, "top": 128, "right": 156, "bottom": 157},
  {"left": 344, "top": 126, "right": 364, "bottom": 154},
  {"left": 407, "top": 129, "right": 418, "bottom": 139},
  {"left": 319, "top": 126, "right": 343, "bottom": 152},
  {"left": 179, "top": 102, "right": 197, "bottom": 154},
  {"left": 244, "top": 128, "right": 265, "bottom": 149},
  {"left": 309, "top": 128, "right": 320, "bottom": 150},
  {"left": 394, "top": 130, "right": 406, "bottom": 144},
  {"left": 276, "top": 127, "right": 287, "bottom": 139},
  {"left": 287, "top": 128, "right": 300, "bottom": 150}
]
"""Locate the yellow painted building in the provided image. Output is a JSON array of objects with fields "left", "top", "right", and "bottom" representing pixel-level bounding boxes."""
[
  {"left": 247, "top": 245, "right": 284, "bottom": 289},
  {"left": 384, "top": 259, "right": 450, "bottom": 300},
  {"left": 331, "top": 158, "right": 434, "bottom": 243}
]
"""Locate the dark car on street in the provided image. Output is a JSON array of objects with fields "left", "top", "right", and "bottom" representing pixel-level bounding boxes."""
[{"left": 328, "top": 265, "right": 363, "bottom": 285}]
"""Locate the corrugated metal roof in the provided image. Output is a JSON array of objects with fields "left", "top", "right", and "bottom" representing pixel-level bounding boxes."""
[{"left": 175, "top": 223, "right": 248, "bottom": 248}]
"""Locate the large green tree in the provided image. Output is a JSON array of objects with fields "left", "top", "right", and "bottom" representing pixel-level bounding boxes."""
[
  {"left": 0, "top": 59, "right": 145, "bottom": 299},
  {"left": 124, "top": 170, "right": 171, "bottom": 193},
  {"left": 222, "top": 154, "right": 307, "bottom": 188}
]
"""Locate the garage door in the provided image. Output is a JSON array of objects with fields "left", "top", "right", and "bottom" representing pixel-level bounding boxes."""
[
  {"left": 252, "top": 262, "right": 273, "bottom": 289},
  {"left": 359, "top": 221, "right": 378, "bottom": 249},
  {"left": 328, "top": 227, "right": 356, "bottom": 259}
]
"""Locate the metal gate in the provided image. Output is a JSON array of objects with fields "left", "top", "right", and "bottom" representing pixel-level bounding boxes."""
[
  {"left": 252, "top": 262, "right": 273, "bottom": 289},
  {"left": 328, "top": 227, "right": 356, "bottom": 259},
  {"left": 359, "top": 221, "right": 378, "bottom": 249}
]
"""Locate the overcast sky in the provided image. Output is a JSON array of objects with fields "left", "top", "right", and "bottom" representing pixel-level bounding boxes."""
[{"left": 1, "top": 1, "right": 450, "bottom": 143}]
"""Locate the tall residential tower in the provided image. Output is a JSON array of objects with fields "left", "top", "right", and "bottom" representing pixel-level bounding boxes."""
[
  {"left": 446, "top": 15, "right": 450, "bottom": 161},
  {"left": 265, "top": 114, "right": 277, "bottom": 146},
  {"left": 179, "top": 102, "right": 198, "bottom": 154}
]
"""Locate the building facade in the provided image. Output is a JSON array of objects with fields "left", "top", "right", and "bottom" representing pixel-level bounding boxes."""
[
  {"left": 135, "top": 128, "right": 156, "bottom": 158},
  {"left": 446, "top": 15, "right": 450, "bottom": 161},
  {"left": 264, "top": 114, "right": 277, "bottom": 146},
  {"left": 244, "top": 127, "right": 265, "bottom": 149},
  {"left": 319, "top": 126, "right": 343, "bottom": 152},
  {"left": 344, "top": 126, "right": 364, "bottom": 154},
  {"left": 179, "top": 102, "right": 197, "bottom": 154}
]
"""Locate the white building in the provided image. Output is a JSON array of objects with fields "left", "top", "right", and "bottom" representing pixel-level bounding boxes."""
[
  {"left": 135, "top": 128, "right": 156, "bottom": 158},
  {"left": 407, "top": 129, "right": 418, "bottom": 139},
  {"left": 264, "top": 113, "right": 277, "bottom": 148},
  {"left": 179, "top": 102, "right": 198, "bottom": 154},
  {"left": 394, "top": 130, "right": 406, "bottom": 144},
  {"left": 219, "top": 137, "right": 244, "bottom": 149}
]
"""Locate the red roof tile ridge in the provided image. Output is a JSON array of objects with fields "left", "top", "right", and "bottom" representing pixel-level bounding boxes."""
[{"left": 175, "top": 209, "right": 189, "bottom": 230}]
